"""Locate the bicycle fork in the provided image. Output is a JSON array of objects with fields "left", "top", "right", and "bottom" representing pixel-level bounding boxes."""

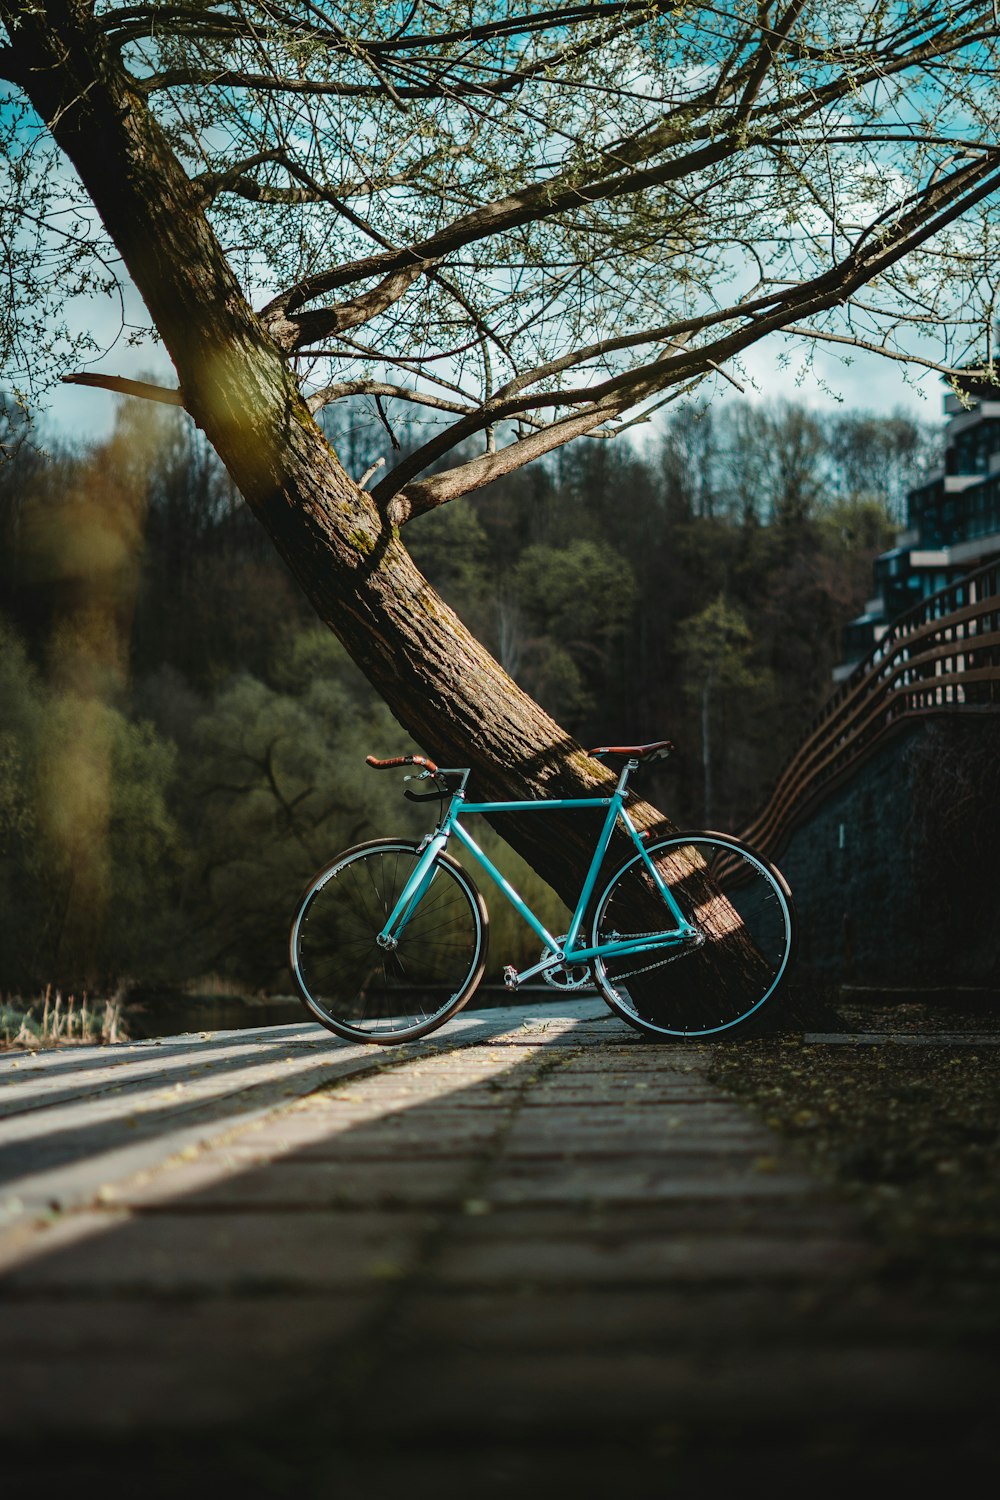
[{"left": 375, "top": 832, "right": 450, "bottom": 950}]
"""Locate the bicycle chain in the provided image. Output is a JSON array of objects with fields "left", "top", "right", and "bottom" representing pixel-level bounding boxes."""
[{"left": 605, "top": 944, "right": 697, "bottom": 983}]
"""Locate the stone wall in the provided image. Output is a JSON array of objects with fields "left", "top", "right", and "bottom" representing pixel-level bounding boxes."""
[{"left": 772, "top": 716, "right": 1000, "bottom": 989}]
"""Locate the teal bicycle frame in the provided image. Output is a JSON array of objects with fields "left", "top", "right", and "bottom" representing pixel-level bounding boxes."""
[{"left": 376, "top": 759, "right": 699, "bottom": 987}]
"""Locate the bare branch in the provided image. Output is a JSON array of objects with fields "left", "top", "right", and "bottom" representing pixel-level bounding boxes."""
[
  {"left": 780, "top": 324, "right": 994, "bottom": 381},
  {"left": 264, "top": 259, "right": 435, "bottom": 350},
  {"left": 384, "top": 400, "right": 625, "bottom": 524},
  {"left": 103, "top": 2, "right": 650, "bottom": 52},
  {"left": 60, "top": 372, "right": 185, "bottom": 406},
  {"left": 264, "top": 10, "right": 993, "bottom": 330},
  {"left": 358, "top": 456, "right": 386, "bottom": 489},
  {"left": 374, "top": 143, "right": 1000, "bottom": 519},
  {"left": 194, "top": 145, "right": 461, "bottom": 208},
  {"left": 304, "top": 380, "right": 473, "bottom": 417}
]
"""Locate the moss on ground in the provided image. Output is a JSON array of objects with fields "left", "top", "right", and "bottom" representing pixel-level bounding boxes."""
[{"left": 707, "top": 1002, "right": 1000, "bottom": 1299}]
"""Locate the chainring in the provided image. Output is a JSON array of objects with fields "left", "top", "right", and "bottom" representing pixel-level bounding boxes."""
[{"left": 540, "top": 936, "right": 593, "bottom": 991}]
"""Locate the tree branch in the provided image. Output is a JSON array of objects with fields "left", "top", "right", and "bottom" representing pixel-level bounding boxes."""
[
  {"left": 60, "top": 372, "right": 185, "bottom": 406},
  {"left": 194, "top": 145, "right": 461, "bottom": 208},
  {"left": 376, "top": 144, "right": 1000, "bottom": 520},
  {"left": 104, "top": 2, "right": 649, "bottom": 51},
  {"left": 264, "top": 260, "right": 435, "bottom": 350},
  {"left": 305, "top": 380, "right": 473, "bottom": 417},
  {"left": 132, "top": 2, "right": 661, "bottom": 100},
  {"left": 384, "top": 400, "right": 625, "bottom": 523},
  {"left": 780, "top": 323, "right": 996, "bottom": 381},
  {"left": 251, "top": 10, "right": 997, "bottom": 331}
]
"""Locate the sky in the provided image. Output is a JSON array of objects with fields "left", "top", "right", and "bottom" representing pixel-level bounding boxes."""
[{"left": 737, "top": 338, "right": 945, "bottom": 422}]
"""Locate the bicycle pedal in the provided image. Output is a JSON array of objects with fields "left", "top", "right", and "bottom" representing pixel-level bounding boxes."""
[{"left": 502, "top": 965, "right": 519, "bottom": 990}]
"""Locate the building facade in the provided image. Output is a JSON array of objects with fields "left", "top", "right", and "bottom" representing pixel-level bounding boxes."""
[{"left": 836, "top": 375, "right": 1000, "bottom": 679}]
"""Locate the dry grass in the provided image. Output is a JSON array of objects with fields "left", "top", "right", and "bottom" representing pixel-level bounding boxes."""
[{"left": 0, "top": 985, "right": 129, "bottom": 1049}]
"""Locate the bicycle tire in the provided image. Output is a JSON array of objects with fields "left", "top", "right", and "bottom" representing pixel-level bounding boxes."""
[
  {"left": 591, "top": 831, "right": 795, "bottom": 1039},
  {"left": 289, "top": 838, "right": 489, "bottom": 1044}
]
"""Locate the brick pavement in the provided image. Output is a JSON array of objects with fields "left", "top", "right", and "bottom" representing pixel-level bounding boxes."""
[{"left": 0, "top": 999, "right": 993, "bottom": 1496}]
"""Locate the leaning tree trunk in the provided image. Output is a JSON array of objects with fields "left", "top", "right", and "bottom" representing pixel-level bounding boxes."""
[{"left": 3, "top": 0, "right": 783, "bottom": 1028}]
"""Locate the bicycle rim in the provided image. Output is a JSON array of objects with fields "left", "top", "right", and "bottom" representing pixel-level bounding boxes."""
[
  {"left": 290, "top": 839, "right": 488, "bottom": 1044},
  {"left": 592, "top": 833, "right": 795, "bottom": 1038}
]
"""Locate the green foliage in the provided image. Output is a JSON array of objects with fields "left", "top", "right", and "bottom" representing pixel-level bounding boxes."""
[
  {"left": 512, "top": 539, "right": 636, "bottom": 650},
  {"left": 0, "top": 623, "right": 45, "bottom": 988},
  {"left": 175, "top": 629, "right": 422, "bottom": 989},
  {"left": 0, "top": 617, "right": 181, "bottom": 991},
  {"left": 406, "top": 503, "right": 493, "bottom": 639},
  {"left": 675, "top": 596, "right": 773, "bottom": 823},
  {"left": 0, "top": 393, "right": 938, "bottom": 996},
  {"left": 676, "top": 595, "right": 768, "bottom": 698},
  {"left": 503, "top": 539, "right": 637, "bottom": 725},
  {"left": 820, "top": 495, "right": 896, "bottom": 555}
]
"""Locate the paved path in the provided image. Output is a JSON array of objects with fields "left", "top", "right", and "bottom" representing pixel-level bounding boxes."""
[{"left": 0, "top": 1000, "right": 993, "bottom": 1496}]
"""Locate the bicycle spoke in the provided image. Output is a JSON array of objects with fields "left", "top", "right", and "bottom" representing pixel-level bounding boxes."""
[
  {"left": 592, "top": 834, "right": 794, "bottom": 1038},
  {"left": 290, "top": 840, "right": 487, "bottom": 1044}
]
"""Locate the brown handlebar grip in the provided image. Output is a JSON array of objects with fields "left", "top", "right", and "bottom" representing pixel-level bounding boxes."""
[{"left": 366, "top": 753, "right": 440, "bottom": 774}]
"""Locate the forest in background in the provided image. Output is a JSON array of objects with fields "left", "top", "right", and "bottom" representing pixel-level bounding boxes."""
[{"left": 0, "top": 393, "right": 936, "bottom": 999}]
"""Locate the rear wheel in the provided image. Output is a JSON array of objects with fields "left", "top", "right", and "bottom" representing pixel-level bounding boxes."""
[
  {"left": 290, "top": 839, "right": 488, "bottom": 1044},
  {"left": 591, "top": 832, "right": 795, "bottom": 1039}
]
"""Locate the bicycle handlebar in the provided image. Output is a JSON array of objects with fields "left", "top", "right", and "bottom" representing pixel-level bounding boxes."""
[{"left": 365, "top": 753, "right": 440, "bottom": 775}]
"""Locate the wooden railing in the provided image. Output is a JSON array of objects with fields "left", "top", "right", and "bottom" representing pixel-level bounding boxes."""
[{"left": 741, "top": 556, "right": 1000, "bottom": 861}]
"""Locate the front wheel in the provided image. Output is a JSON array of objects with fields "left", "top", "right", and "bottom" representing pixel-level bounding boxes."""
[
  {"left": 290, "top": 839, "right": 489, "bottom": 1044},
  {"left": 591, "top": 832, "right": 795, "bottom": 1039}
]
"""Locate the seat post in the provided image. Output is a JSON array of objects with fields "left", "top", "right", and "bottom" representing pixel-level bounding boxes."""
[{"left": 614, "top": 758, "right": 640, "bottom": 797}]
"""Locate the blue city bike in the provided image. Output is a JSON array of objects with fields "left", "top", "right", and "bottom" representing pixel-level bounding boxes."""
[{"left": 289, "top": 740, "right": 795, "bottom": 1045}]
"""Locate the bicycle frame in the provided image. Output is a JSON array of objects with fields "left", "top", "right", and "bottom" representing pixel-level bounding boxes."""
[{"left": 376, "top": 760, "right": 699, "bottom": 987}]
